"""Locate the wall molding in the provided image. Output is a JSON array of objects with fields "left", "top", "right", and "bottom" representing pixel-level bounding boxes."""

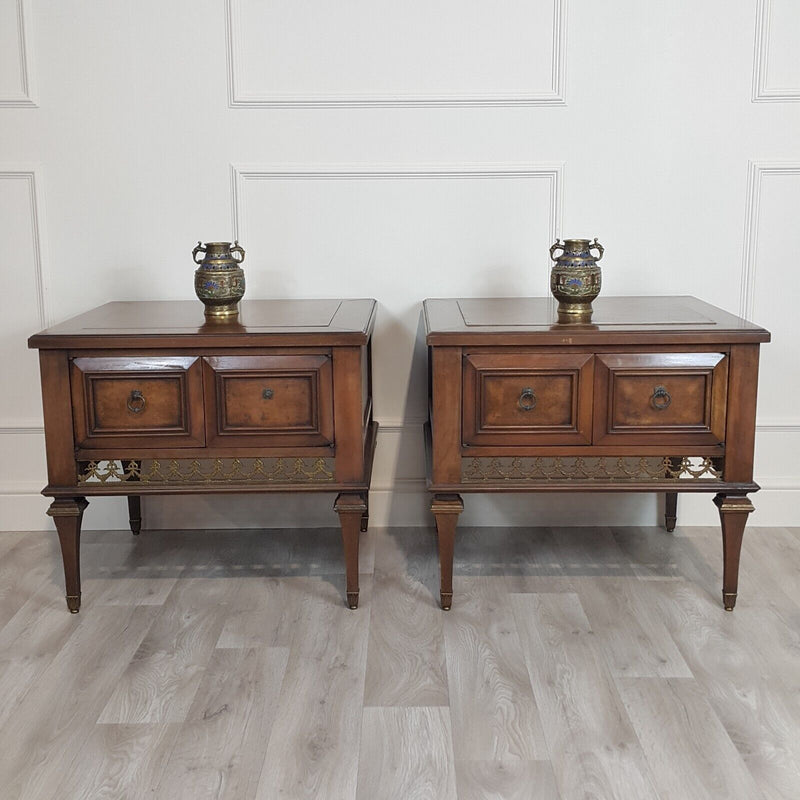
[
  {"left": 756, "top": 421, "right": 800, "bottom": 433},
  {"left": 225, "top": 0, "right": 567, "bottom": 107},
  {"left": 752, "top": 0, "right": 800, "bottom": 102},
  {"left": 740, "top": 161, "right": 800, "bottom": 319},
  {"left": 231, "top": 162, "right": 563, "bottom": 253},
  {"left": 0, "top": 0, "right": 37, "bottom": 107},
  {"left": 0, "top": 168, "right": 48, "bottom": 327}
]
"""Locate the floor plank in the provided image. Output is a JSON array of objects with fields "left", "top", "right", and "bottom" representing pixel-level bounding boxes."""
[
  {"left": 511, "top": 592, "right": 660, "bottom": 800},
  {"left": 617, "top": 676, "right": 764, "bottom": 800},
  {"left": 576, "top": 577, "right": 692, "bottom": 678},
  {"left": 454, "top": 759, "right": 561, "bottom": 800},
  {"left": 215, "top": 576, "right": 303, "bottom": 649},
  {"left": 154, "top": 646, "right": 289, "bottom": 800},
  {"left": 54, "top": 723, "right": 181, "bottom": 800},
  {"left": 649, "top": 577, "right": 800, "bottom": 800},
  {"left": 356, "top": 707, "right": 457, "bottom": 800},
  {"left": 363, "top": 528, "right": 449, "bottom": 707},
  {"left": 255, "top": 576, "right": 372, "bottom": 800},
  {"left": 0, "top": 605, "right": 157, "bottom": 800},
  {"left": 98, "top": 578, "right": 236, "bottom": 724},
  {"left": 443, "top": 576, "right": 548, "bottom": 761}
]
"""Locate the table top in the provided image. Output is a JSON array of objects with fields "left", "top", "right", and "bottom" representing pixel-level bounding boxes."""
[
  {"left": 28, "top": 299, "right": 377, "bottom": 349},
  {"left": 423, "top": 296, "right": 770, "bottom": 346}
]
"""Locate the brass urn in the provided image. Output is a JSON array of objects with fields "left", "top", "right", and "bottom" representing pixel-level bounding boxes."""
[
  {"left": 193, "top": 241, "right": 246, "bottom": 319},
  {"left": 549, "top": 238, "right": 604, "bottom": 323}
]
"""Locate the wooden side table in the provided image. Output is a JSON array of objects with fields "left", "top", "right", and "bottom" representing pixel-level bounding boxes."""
[
  {"left": 28, "top": 299, "right": 377, "bottom": 612},
  {"left": 423, "top": 296, "right": 770, "bottom": 611}
]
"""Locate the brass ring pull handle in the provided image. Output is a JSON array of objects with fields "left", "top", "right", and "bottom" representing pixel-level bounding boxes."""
[
  {"left": 262, "top": 388, "right": 274, "bottom": 399},
  {"left": 590, "top": 237, "right": 604, "bottom": 261},
  {"left": 230, "top": 240, "right": 245, "bottom": 263},
  {"left": 127, "top": 389, "right": 146, "bottom": 414},
  {"left": 192, "top": 241, "right": 206, "bottom": 264},
  {"left": 549, "top": 240, "right": 565, "bottom": 261},
  {"left": 518, "top": 387, "right": 537, "bottom": 411},
  {"left": 651, "top": 385, "right": 671, "bottom": 411}
]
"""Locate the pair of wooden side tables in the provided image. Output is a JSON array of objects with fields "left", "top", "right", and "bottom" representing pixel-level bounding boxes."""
[{"left": 28, "top": 296, "right": 770, "bottom": 613}]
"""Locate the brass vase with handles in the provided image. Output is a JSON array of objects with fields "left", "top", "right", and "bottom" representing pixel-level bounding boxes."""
[
  {"left": 193, "top": 241, "right": 246, "bottom": 320},
  {"left": 549, "top": 238, "right": 604, "bottom": 323}
]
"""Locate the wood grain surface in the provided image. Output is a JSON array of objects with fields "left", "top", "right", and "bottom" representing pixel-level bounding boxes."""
[
  {"left": 357, "top": 706, "right": 457, "bottom": 800},
  {"left": 0, "top": 523, "right": 798, "bottom": 800}
]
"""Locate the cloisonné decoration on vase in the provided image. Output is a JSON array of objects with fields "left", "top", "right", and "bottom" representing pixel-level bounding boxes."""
[
  {"left": 549, "top": 237, "right": 604, "bottom": 323},
  {"left": 193, "top": 240, "right": 246, "bottom": 320}
]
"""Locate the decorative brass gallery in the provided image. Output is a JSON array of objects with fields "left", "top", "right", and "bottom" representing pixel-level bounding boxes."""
[
  {"left": 461, "top": 455, "right": 723, "bottom": 483},
  {"left": 78, "top": 457, "right": 335, "bottom": 485}
]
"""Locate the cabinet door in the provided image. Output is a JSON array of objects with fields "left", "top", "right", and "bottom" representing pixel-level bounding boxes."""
[
  {"left": 71, "top": 356, "right": 205, "bottom": 448},
  {"left": 462, "top": 352, "right": 594, "bottom": 446},
  {"left": 593, "top": 352, "right": 728, "bottom": 446},
  {"left": 203, "top": 355, "right": 334, "bottom": 447}
]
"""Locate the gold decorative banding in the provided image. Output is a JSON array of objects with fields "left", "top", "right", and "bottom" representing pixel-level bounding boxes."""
[
  {"left": 462, "top": 455, "right": 723, "bottom": 483},
  {"left": 78, "top": 457, "right": 335, "bottom": 485}
]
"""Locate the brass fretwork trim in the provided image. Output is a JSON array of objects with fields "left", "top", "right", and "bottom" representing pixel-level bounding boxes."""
[
  {"left": 77, "top": 457, "right": 335, "bottom": 485},
  {"left": 462, "top": 456, "right": 723, "bottom": 483}
]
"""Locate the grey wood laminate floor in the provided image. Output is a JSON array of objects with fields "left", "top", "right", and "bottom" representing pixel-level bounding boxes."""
[{"left": 0, "top": 523, "right": 798, "bottom": 800}]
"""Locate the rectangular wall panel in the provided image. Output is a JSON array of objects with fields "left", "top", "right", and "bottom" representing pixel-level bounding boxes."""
[
  {"left": 739, "top": 163, "right": 800, "bottom": 507},
  {"left": 0, "top": 0, "right": 35, "bottom": 106},
  {"left": 753, "top": 0, "right": 800, "bottom": 101},
  {"left": 744, "top": 164, "right": 800, "bottom": 421},
  {"left": 0, "top": 171, "right": 46, "bottom": 426},
  {"left": 227, "top": 0, "right": 565, "bottom": 105}
]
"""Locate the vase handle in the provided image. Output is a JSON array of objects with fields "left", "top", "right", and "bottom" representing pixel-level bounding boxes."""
[
  {"left": 230, "top": 240, "right": 245, "bottom": 264},
  {"left": 590, "top": 238, "right": 604, "bottom": 261},
  {"left": 549, "top": 239, "right": 565, "bottom": 261},
  {"left": 192, "top": 241, "right": 206, "bottom": 265}
]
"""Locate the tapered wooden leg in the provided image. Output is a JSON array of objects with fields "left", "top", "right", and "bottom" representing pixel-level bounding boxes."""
[
  {"left": 664, "top": 492, "right": 678, "bottom": 532},
  {"left": 360, "top": 492, "right": 369, "bottom": 533},
  {"left": 713, "top": 494, "right": 755, "bottom": 611},
  {"left": 335, "top": 493, "right": 367, "bottom": 609},
  {"left": 47, "top": 497, "right": 88, "bottom": 613},
  {"left": 431, "top": 494, "right": 463, "bottom": 610},
  {"left": 127, "top": 495, "right": 142, "bottom": 535}
]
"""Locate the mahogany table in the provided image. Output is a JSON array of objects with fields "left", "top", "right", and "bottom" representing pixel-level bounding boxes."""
[
  {"left": 423, "top": 296, "right": 770, "bottom": 611},
  {"left": 28, "top": 299, "right": 377, "bottom": 612}
]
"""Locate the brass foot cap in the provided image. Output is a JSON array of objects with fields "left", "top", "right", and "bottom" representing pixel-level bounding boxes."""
[
  {"left": 66, "top": 595, "right": 81, "bottom": 613},
  {"left": 347, "top": 592, "right": 359, "bottom": 610},
  {"left": 723, "top": 593, "right": 736, "bottom": 611},
  {"left": 360, "top": 516, "right": 369, "bottom": 533},
  {"left": 440, "top": 592, "right": 453, "bottom": 611}
]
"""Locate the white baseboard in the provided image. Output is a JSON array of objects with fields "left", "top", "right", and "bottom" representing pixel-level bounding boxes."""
[{"left": 1, "top": 487, "right": 796, "bottom": 532}]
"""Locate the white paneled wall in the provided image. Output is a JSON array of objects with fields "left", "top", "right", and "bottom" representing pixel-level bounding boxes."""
[{"left": 1, "top": 0, "right": 799, "bottom": 531}]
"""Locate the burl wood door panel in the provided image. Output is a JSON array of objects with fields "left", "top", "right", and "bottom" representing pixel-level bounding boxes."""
[
  {"left": 463, "top": 352, "right": 594, "bottom": 446},
  {"left": 593, "top": 352, "right": 728, "bottom": 445},
  {"left": 203, "top": 355, "right": 334, "bottom": 447},
  {"left": 71, "top": 356, "right": 205, "bottom": 448}
]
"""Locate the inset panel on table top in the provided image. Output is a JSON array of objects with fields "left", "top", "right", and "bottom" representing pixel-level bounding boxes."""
[
  {"left": 593, "top": 352, "right": 728, "bottom": 446},
  {"left": 458, "top": 297, "right": 716, "bottom": 327},
  {"left": 27, "top": 299, "right": 377, "bottom": 348},
  {"left": 463, "top": 352, "right": 593, "bottom": 446},
  {"left": 203, "top": 355, "right": 334, "bottom": 447},
  {"left": 71, "top": 356, "right": 205, "bottom": 448}
]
